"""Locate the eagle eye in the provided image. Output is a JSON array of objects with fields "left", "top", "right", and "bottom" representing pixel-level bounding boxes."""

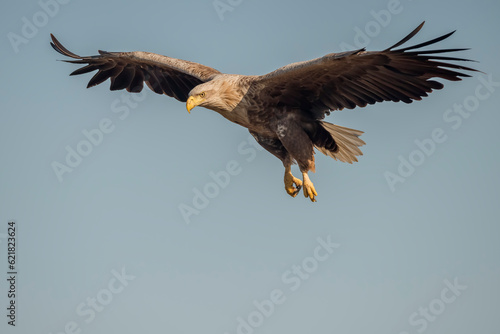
[{"left": 199, "top": 92, "right": 206, "bottom": 98}]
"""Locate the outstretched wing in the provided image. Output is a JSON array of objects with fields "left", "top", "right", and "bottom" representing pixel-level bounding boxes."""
[
  {"left": 50, "top": 34, "right": 221, "bottom": 102},
  {"left": 253, "top": 22, "right": 478, "bottom": 118}
]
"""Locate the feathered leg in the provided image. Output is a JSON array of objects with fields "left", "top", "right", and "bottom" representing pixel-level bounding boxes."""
[
  {"left": 273, "top": 119, "right": 318, "bottom": 202},
  {"left": 250, "top": 131, "right": 302, "bottom": 197}
]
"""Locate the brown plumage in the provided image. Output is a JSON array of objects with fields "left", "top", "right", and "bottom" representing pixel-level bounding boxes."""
[{"left": 50, "top": 22, "right": 477, "bottom": 202}]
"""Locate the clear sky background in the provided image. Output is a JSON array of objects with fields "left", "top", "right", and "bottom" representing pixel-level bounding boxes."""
[{"left": 1, "top": 0, "right": 499, "bottom": 333}]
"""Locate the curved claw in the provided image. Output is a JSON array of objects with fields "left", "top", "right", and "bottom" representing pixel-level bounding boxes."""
[
  {"left": 302, "top": 173, "right": 318, "bottom": 202},
  {"left": 284, "top": 169, "right": 303, "bottom": 197}
]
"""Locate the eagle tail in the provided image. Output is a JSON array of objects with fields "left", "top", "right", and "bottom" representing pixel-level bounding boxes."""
[{"left": 314, "top": 121, "right": 366, "bottom": 164}]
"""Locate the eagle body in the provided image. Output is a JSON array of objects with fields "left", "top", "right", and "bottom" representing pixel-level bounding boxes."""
[{"left": 51, "top": 22, "right": 477, "bottom": 202}]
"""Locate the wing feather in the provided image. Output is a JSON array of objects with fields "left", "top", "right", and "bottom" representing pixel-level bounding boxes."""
[
  {"left": 144, "top": 69, "right": 164, "bottom": 95},
  {"left": 128, "top": 69, "right": 144, "bottom": 93},
  {"left": 88, "top": 66, "right": 124, "bottom": 88},
  {"left": 110, "top": 66, "right": 135, "bottom": 91},
  {"left": 252, "top": 22, "right": 478, "bottom": 117},
  {"left": 50, "top": 34, "right": 220, "bottom": 102},
  {"left": 70, "top": 64, "right": 100, "bottom": 76}
]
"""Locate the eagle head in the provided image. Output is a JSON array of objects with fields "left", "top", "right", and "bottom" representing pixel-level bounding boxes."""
[
  {"left": 186, "top": 77, "right": 245, "bottom": 114},
  {"left": 186, "top": 85, "right": 211, "bottom": 113}
]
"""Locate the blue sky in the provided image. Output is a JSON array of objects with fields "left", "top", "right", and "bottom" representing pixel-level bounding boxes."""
[{"left": 1, "top": 0, "right": 500, "bottom": 333}]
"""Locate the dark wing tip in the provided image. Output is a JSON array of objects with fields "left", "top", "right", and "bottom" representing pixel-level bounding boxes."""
[
  {"left": 385, "top": 22, "right": 459, "bottom": 53},
  {"left": 395, "top": 29, "right": 459, "bottom": 53},
  {"left": 385, "top": 21, "right": 426, "bottom": 51},
  {"left": 50, "top": 34, "right": 81, "bottom": 59}
]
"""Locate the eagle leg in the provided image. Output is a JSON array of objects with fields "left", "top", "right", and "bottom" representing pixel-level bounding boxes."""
[
  {"left": 284, "top": 165, "right": 302, "bottom": 197},
  {"left": 302, "top": 172, "right": 317, "bottom": 202},
  {"left": 250, "top": 131, "right": 303, "bottom": 198},
  {"left": 273, "top": 117, "right": 317, "bottom": 202}
]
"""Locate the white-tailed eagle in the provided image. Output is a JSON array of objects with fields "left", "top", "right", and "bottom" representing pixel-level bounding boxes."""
[{"left": 50, "top": 22, "right": 477, "bottom": 202}]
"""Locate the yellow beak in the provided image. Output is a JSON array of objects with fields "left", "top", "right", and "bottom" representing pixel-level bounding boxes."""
[{"left": 186, "top": 96, "right": 202, "bottom": 113}]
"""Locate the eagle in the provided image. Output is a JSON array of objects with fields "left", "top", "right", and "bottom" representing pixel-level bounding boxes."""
[{"left": 50, "top": 22, "right": 476, "bottom": 202}]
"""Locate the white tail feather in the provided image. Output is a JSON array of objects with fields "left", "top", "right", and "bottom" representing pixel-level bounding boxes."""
[{"left": 315, "top": 121, "right": 366, "bottom": 164}]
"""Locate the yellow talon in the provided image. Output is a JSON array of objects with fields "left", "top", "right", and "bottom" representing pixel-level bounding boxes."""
[
  {"left": 284, "top": 167, "right": 302, "bottom": 197},
  {"left": 302, "top": 173, "right": 318, "bottom": 202}
]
